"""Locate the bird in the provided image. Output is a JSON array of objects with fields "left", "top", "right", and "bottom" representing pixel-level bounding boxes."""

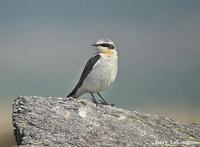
[{"left": 67, "top": 38, "right": 118, "bottom": 105}]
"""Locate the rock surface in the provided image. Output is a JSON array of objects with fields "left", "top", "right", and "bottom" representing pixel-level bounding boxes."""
[{"left": 12, "top": 96, "right": 200, "bottom": 146}]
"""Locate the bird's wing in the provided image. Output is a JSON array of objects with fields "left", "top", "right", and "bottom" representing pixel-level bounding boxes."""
[{"left": 67, "top": 54, "right": 101, "bottom": 97}]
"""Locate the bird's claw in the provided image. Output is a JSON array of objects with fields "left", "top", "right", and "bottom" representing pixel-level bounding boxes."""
[{"left": 92, "top": 99, "right": 114, "bottom": 106}]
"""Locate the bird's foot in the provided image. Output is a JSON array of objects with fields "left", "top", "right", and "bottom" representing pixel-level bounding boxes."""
[
  {"left": 92, "top": 99, "right": 114, "bottom": 106},
  {"left": 92, "top": 99, "right": 101, "bottom": 106},
  {"left": 99, "top": 100, "right": 115, "bottom": 106}
]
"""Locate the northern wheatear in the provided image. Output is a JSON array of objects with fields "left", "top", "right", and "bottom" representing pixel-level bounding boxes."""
[{"left": 67, "top": 38, "right": 118, "bottom": 105}]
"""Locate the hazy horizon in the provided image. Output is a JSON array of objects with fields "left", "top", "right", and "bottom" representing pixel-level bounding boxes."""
[{"left": 1, "top": 0, "right": 200, "bottom": 119}]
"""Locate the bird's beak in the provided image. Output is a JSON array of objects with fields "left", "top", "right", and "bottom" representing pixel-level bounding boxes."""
[{"left": 91, "top": 44, "right": 98, "bottom": 47}]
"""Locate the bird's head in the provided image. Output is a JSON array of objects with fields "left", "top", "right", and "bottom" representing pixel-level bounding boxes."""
[{"left": 92, "top": 38, "right": 116, "bottom": 55}]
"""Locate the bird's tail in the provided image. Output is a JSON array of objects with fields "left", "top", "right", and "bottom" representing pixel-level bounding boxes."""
[{"left": 67, "top": 88, "right": 77, "bottom": 98}]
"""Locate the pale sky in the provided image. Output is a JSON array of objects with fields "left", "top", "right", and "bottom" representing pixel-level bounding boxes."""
[{"left": 0, "top": 0, "right": 200, "bottom": 113}]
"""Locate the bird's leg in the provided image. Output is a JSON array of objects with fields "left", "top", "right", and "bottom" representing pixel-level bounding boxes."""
[
  {"left": 97, "top": 93, "right": 108, "bottom": 104},
  {"left": 90, "top": 92, "right": 100, "bottom": 106},
  {"left": 97, "top": 93, "right": 115, "bottom": 106}
]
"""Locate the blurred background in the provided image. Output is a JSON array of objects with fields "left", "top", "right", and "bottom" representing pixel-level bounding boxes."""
[{"left": 0, "top": 0, "right": 200, "bottom": 146}]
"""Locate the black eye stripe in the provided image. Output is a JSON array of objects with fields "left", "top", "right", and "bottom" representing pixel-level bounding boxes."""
[{"left": 99, "top": 43, "right": 115, "bottom": 49}]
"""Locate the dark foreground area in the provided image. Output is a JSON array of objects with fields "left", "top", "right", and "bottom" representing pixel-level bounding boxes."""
[{"left": 12, "top": 96, "right": 200, "bottom": 146}]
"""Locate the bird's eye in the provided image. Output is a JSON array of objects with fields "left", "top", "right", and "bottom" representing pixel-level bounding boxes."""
[{"left": 100, "top": 43, "right": 115, "bottom": 49}]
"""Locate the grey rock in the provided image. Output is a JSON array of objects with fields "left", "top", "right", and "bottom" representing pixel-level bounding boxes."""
[{"left": 12, "top": 96, "right": 200, "bottom": 146}]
